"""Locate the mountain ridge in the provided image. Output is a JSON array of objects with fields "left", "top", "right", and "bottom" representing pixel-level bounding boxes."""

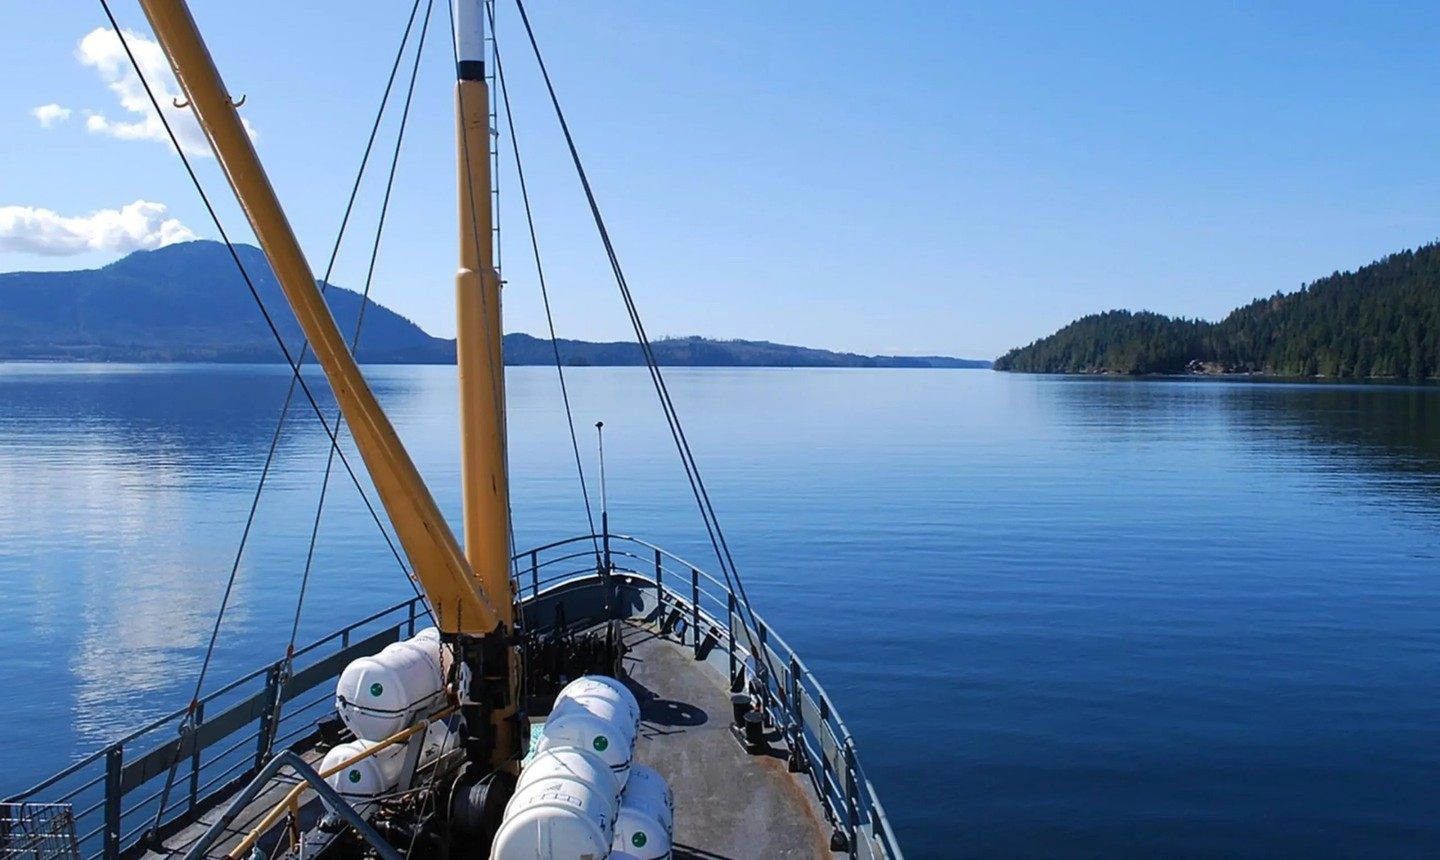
[{"left": 0, "top": 241, "right": 989, "bottom": 368}]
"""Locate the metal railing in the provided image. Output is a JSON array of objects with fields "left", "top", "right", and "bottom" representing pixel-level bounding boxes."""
[
  {"left": 519, "top": 533, "right": 904, "bottom": 860},
  {"left": 7, "top": 533, "right": 902, "bottom": 860},
  {"left": 4, "top": 597, "right": 429, "bottom": 860}
]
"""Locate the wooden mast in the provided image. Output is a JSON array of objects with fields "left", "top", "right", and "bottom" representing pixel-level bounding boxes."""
[{"left": 133, "top": 0, "right": 501, "bottom": 638}]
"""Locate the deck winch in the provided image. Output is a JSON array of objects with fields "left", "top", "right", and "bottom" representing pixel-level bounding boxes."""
[{"left": 446, "top": 627, "right": 516, "bottom": 774}]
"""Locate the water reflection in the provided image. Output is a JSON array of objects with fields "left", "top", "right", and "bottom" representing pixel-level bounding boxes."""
[
  {"left": 1219, "top": 381, "right": 1440, "bottom": 469},
  {"left": 0, "top": 364, "right": 425, "bottom": 749},
  {"left": 1043, "top": 377, "right": 1440, "bottom": 510},
  {"left": 0, "top": 364, "right": 420, "bottom": 472},
  {"left": 66, "top": 454, "right": 245, "bottom": 744}
]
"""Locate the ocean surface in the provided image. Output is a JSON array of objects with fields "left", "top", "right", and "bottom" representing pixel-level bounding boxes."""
[{"left": 1, "top": 363, "right": 1438, "bottom": 857}]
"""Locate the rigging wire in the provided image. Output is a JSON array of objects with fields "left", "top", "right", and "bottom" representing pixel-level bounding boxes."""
[
  {"left": 99, "top": 0, "right": 792, "bottom": 841},
  {"left": 286, "top": 0, "right": 438, "bottom": 672},
  {"left": 93, "top": 0, "right": 431, "bottom": 836},
  {"left": 268, "top": 0, "right": 439, "bottom": 761},
  {"left": 509, "top": 0, "right": 779, "bottom": 685},
  {"left": 486, "top": 0, "right": 601, "bottom": 564},
  {"left": 237, "top": 0, "right": 429, "bottom": 600},
  {"left": 96, "top": 0, "right": 385, "bottom": 713}
]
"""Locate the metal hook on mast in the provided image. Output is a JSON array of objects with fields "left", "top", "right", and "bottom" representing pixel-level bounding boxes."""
[
  {"left": 175, "top": 94, "right": 243, "bottom": 108},
  {"left": 173, "top": 93, "right": 242, "bottom": 109}
]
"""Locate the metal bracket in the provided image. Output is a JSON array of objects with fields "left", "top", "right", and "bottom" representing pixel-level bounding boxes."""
[
  {"left": 398, "top": 725, "right": 428, "bottom": 790},
  {"left": 182, "top": 750, "right": 400, "bottom": 860}
]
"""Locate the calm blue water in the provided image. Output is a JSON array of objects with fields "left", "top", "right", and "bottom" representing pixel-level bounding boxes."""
[{"left": 1, "top": 364, "right": 1438, "bottom": 857}]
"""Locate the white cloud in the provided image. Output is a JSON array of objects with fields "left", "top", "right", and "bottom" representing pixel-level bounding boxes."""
[
  {"left": 72, "top": 27, "right": 256, "bottom": 158},
  {"left": 32, "top": 104, "right": 72, "bottom": 128},
  {"left": 0, "top": 200, "right": 196, "bottom": 256}
]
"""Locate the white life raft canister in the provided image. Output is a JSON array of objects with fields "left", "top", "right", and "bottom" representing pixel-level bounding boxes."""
[
  {"left": 335, "top": 630, "right": 446, "bottom": 742},
  {"left": 611, "top": 763, "right": 674, "bottom": 860},
  {"left": 320, "top": 717, "right": 455, "bottom": 815},
  {"left": 491, "top": 749, "right": 618, "bottom": 859},
  {"left": 320, "top": 739, "right": 405, "bottom": 815},
  {"left": 539, "top": 675, "right": 641, "bottom": 787},
  {"left": 517, "top": 744, "right": 623, "bottom": 800}
]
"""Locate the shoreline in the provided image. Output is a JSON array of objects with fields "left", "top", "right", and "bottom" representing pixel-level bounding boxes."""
[
  {"left": 992, "top": 368, "right": 1440, "bottom": 384},
  {"left": 0, "top": 357, "right": 993, "bottom": 370}
]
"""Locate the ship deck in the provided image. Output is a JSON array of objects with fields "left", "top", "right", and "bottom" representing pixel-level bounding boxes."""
[
  {"left": 136, "top": 752, "right": 328, "bottom": 858},
  {"left": 9, "top": 539, "right": 899, "bottom": 860},
  {"left": 621, "top": 621, "right": 831, "bottom": 860},
  {"left": 135, "top": 621, "right": 830, "bottom": 859}
]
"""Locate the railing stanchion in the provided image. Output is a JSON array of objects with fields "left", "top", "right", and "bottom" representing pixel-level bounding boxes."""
[
  {"left": 818, "top": 696, "right": 835, "bottom": 803},
  {"left": 844, "top": 740, "right": 860, "bottom": 859},
  {"left": 790, "top": 658, "right": 801, "bottom": 718},
  {"left": 788, "top": 657, "right": 805, "bottom": 771},
  {"left": 690, "top": 568, "right": 700, "bottom": 658},
  {"left": 655, "top": 549, "right": 663, "bottom": 609},
  {"left": 189, "top": 700, "right": 205, "bottom": 812},
  {"left": 531, "top": 550, "right": 539, "bottom": 598},
  {"left": 103, "top": 745, "right": 122, "bottom": 860},
  {"left": 406, "top": 599, "right": 416, "bottom": 637},
  {"left": 756, "top": 622, "right": 771, "bottom": 710},
  {"left": 727, "top": 592, "right": 737, "bottom": 684},
  {"left": 255, "top": 664, "right": 282, "bottom": 773}
]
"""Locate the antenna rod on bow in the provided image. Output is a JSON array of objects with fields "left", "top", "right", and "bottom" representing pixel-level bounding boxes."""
[
  {"left": 596, "top": 421, "right": 608, "bottom": 520},
  {"left": 596, "top": 421, "right": 610, "bottom": 571}
]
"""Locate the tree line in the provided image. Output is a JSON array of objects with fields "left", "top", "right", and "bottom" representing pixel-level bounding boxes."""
[{"left": 994, "top": 242, "right": 1440, "bottom": 379}]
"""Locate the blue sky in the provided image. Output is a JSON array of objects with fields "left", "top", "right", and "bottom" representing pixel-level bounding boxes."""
[{"left": 3, "top": 1, "right": 1440, "bottom": 359}]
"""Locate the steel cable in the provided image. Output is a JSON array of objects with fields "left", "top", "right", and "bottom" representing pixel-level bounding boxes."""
[
  {"left": 94, "top": 0, "right": 430, "bottom": 839},
  {"left": 267, "top": 0, "right": 440, "bottom": 765},
  {"left": 486, "top": 1, "right": 601, "bottom": 567},
  {"left": 509, "top": 0, "right": 780, "bottom": 687}
]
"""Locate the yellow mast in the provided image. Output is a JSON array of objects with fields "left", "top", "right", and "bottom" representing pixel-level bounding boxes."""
[
  {"left": 134, "top": 0, "right": 500, "bottom": 638},
  {"left": 454, "top": 0, "right": 520, "bottom": 766}
]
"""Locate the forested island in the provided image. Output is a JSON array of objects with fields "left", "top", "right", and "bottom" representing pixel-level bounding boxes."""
[
  {"left": 0, "top": 241, "right": 987, "bottom": 368},
  {"left": 995, "top": 243, "right": 1440, "bottom": 379}
]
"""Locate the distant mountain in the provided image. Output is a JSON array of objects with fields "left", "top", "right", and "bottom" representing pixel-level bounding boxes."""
[
  {"left": 995, "top": 243, "right": 1440, "bottom": 379},
  {"left": 0, "top": 241, "right": 448, "bottom": 363},
  {"left": 0, "top": 241, "right": 988, "bottom": 368},
  {"left": 502, "top": 334, "right": 987, "bottom": 368}
]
